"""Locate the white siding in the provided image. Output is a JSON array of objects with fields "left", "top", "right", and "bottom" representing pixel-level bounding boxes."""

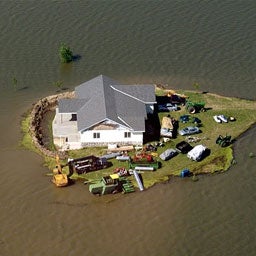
[
  {"left": 52, "top": 110, "right": 78, "bottom": 137},
  {"left": 53, "top": 110, "right": 145, "bottom": 148},
  {"left": 80, "top": 129, "right": 143, "bottom": 145}
]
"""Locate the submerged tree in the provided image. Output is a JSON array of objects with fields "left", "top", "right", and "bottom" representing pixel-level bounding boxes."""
[
  {"left": 12, "top": 76, "right": 18, "bottom": 89},
  {"left": 59, "top": 43, "right": 73, "bottom": 63},
  {"left": 53, "top": 80, "right": 63, "bottom": 91}
]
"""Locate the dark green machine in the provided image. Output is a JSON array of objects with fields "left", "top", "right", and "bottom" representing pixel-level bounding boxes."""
[
  {"left": 89, "top": 175, "right": 135, "bottom": 195},
  {"left": 216, "top": 135, "right": 232, "bottom": 147},
  {"left": 185, "top": 100, "right": 205, "bottom": 114}
]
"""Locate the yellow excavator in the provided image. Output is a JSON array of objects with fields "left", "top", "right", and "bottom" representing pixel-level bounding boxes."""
[{"left": 51, "top": 155, "right": 71, "bottom": 187}]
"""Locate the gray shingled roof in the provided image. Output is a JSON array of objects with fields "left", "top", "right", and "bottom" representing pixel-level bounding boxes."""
[
  {"left": 58, "top": 98, "right": 88, "bottom": 113},
  {"left": 112, "top": 84, "right": 156, "bottom": 103},
  {"left": 58, "top": 75, "right": 156, "bottom": 132}
]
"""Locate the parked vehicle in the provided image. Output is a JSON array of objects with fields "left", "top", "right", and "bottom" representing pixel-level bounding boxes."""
[
  {"left": 158, "top": 103, "right": 178, "bottom": 112},
  {"left": 68, "top": 155, "right": 109, "bottom": 174},
  {"left": 213, "top": 115, "right": 228, "bottom": 123},
  {"left": 187, "top": 145, "right": 207, "bottom": 161},
  {"left": 159, "top": 148, "right": 178, "bottom": 161},
  {"left": 216, "top": 135, "right": 232, "bottom": 147},
  {"left": 218, "top": 115, "right": 228, "bottom": 123},
  {"left": 179, "top": 115, "right": 190, "bottom": 123},
  {"left": 176, "top": 141, "right": 193, "bottom": 154},
  {"left": 192, "top": 117, "right": 201, "bottom": 124},
  {"left": 185, "top": 100, "right": 205, "bottom": 114},
  {"left": 179, "top": 126, "right": 200, "bottom": 136},
  {"left": 213, "top": 115, "right": 222, "bottom": 123},
  {"left": 52, "top": 155, "right": 73, "bottom": 187},
  {"left": 179, "top": 115, "right": 201, "bottom": 124}
]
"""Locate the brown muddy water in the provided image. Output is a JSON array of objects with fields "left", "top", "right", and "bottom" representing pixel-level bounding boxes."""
[{"left": 0, "top": 1, "right": 256, "bottom": 255}]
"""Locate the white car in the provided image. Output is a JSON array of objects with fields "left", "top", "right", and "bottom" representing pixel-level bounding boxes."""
[
  {"left": 213, "top": 115, "right": 221, "bottom": 123},
  {"left": 159, "top": 148, "right": 178, "bottom": 161},
  {"left": 179, "top": 126, "right": 200, "bottom": 136},
  {"left": 187, "top": 145, "right": 207, "bottom": 161},
  {"left": 158, "top": 103, "right": 178, "bottom": 112},
  {"left": 213, "top": 115, "right": 228, "bottom": 123},
  {"left": 218, "top": 115, "right": 228, "bottom": 123}
]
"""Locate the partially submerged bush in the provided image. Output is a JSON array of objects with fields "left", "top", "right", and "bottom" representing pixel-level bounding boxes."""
[{"left": 59, "top": 43, "right": 73, "bottom": 63}]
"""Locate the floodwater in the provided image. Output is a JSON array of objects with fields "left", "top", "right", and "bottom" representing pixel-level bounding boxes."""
[{"left": 0, "top": 1, "right": 256, "bottom": 255}]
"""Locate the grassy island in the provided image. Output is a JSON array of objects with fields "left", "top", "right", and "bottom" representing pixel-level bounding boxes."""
[{"left": 21, "top": 88, "right": 256, "bottom": 189}]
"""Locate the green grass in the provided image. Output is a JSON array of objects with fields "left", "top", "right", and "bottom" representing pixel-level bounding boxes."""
[
  {"left": 46, "top": 119, "right": 56, "bottom": 151},
  {"left": 20, "top": 113, "right": 40, "bottom": 153},
  {"left": 21, "top": 90, "right": 256, "bottom": 189}
]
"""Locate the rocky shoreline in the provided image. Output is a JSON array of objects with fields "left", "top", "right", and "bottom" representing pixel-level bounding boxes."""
[{"left": 29, "top": 91, "right": 74, "bottom": 159}]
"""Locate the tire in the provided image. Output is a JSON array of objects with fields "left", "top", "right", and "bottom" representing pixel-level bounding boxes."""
[
  {"left": 221, "top": 141, "right": 227, "bottom": 147},
  {"left": 188, "top": 106, "right": 196, "bottom": 114}
]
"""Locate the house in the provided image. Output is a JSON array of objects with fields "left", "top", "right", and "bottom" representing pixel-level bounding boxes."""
[{"left": 52, "top": 75, "right": 157, "bottom": 150}]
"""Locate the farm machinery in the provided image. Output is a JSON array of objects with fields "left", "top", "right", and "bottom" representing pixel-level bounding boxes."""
[
  {"left": 216, "top": 135, "right": 233, "bottom": 147},
  {"left": 88, "top": 175, "right": 135, "bottom": 195},
  {"left": 128, "top": 152, "right": 159, "bottom": 171},
  {"left": 51, "top": 155, "right": 110, "bottom": 187},
  {"left": 185, "top": 100, "right": 205, "bottom": 114},
  {"left": 52, "top": 155, "right": 72, "bottom": 187}
]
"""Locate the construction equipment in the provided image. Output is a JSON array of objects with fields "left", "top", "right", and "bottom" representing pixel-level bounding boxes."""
[
  {"left": 89, "top": 175, "right": 119, "bottom": 195},
  {"left": 129, "top": 153, "right": 159, "bottom": 171},
  {"left": 52, "top": 155, "right": 70, "bottom": 187},
  {"left": 216, "top": 135, "right": 232, "bottom": 147},
  {"left": 68, "top": 155, "right": 109, "bottom": 174},
  {"left": 185, "top": 100, "right": 205, "bottom": 114},
  {"left": 88, "top": 175, "right": 135, "bottom": 195}
]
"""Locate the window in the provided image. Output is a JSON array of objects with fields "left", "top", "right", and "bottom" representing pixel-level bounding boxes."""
[
  {"left": 93, "top": 132, "right": 100, "bottom": 139},
  {"left": 124, "top": 132, "right": 131, "bottom": 138},
  {"left": 70, "top": 114, "right": 77, "bottom": 121}
]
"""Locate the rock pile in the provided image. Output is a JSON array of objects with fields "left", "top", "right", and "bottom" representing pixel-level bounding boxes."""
[{"left": 29, "top": 91, "right": 74, "bottom": 159}]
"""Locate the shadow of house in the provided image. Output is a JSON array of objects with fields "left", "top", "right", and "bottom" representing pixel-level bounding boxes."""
[
  {"left": 156, "top": 95, "right": 186, "bottom": 105},
  {"left": 143, "top": 110, "right": 161, "bottom": 144}
]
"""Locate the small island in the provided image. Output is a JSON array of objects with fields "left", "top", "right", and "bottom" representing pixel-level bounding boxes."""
[{"left": 21, "top": 75, "right": 256, "bottom": 191}]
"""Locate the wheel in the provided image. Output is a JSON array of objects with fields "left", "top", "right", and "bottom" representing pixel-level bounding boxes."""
[
  {"left": 221, "top": 141, "right": 227, "bottom": 147},
  {"left": 188, "top": 106, "right": 196, "bottom": 114}
]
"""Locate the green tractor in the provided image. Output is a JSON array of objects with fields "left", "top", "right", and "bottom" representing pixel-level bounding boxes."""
[
  {"left": 216, "top": 135, "right": 232, "bottom": 147},
  {"left": 185, "top": 100, "right": 206, "bottom": 114}
]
